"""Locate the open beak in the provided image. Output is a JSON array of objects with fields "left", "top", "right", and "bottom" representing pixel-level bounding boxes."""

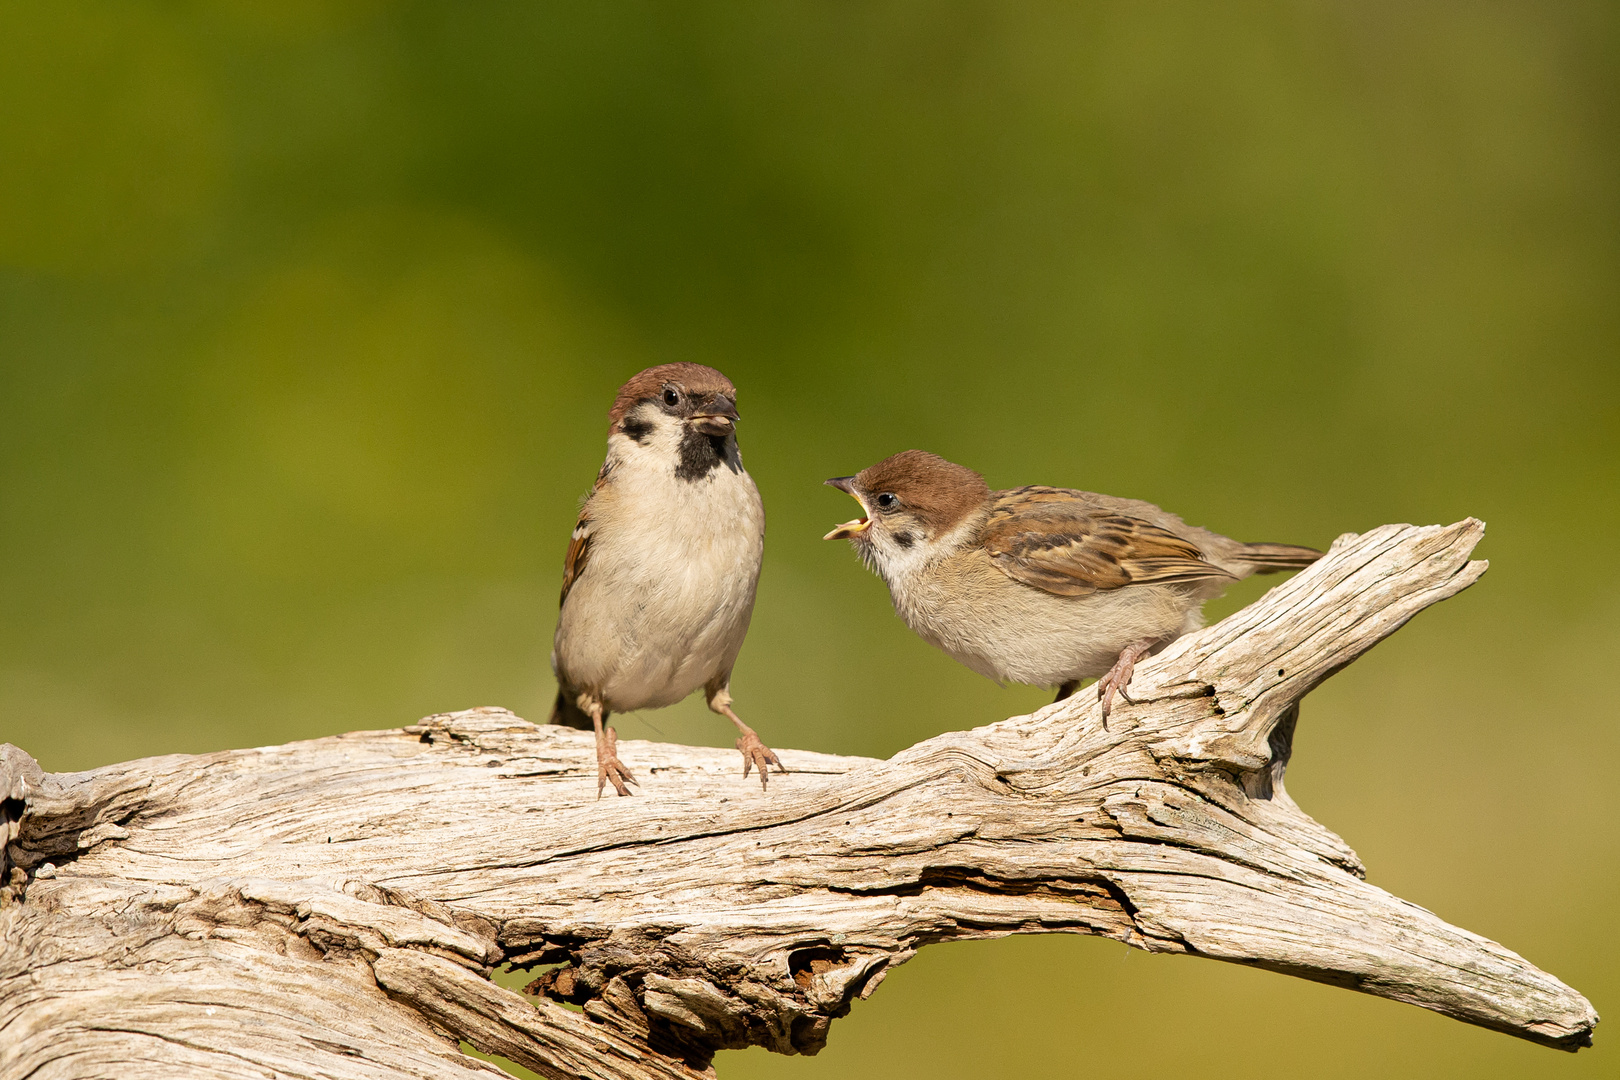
[
  {"left": 688, "top": 398, "right": 740, "bottom": 437},
  {"left": 823, "top": 476, "right": 871, "bottom": 540}
]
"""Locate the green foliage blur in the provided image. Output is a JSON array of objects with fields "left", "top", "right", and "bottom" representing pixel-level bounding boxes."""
[{"left": 1, "top": 2, "right": 1615, "bottom": 1076}]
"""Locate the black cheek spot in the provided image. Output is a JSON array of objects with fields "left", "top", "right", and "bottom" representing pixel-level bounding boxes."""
[
  {"left": 893, "top": 531, "right": 915, "bottom": 548},
  {"left": 620, "top": 417, "right": 653, "bottom": 444}
]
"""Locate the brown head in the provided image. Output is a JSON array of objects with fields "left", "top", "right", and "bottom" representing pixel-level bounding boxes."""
[
  {"left": 609, "top": 363, "right": 738, "bottom": 435},
  {"left": 607, "top": 363, "right": 745, "bottom": 480},
  {"left": 824, "top": 450, "right": 990, "bottom": 559}
]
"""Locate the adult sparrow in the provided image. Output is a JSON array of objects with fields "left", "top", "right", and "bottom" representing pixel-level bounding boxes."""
[
  {"left": 550, "top": 363, "right": 782, "bottom": 796},
  {"left": 824, "top": 450, "right": 1320, "bottom": 718}
]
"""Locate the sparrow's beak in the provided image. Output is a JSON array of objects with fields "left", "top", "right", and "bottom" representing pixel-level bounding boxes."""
[
  {"left": 688, "top": 400, "right": 740, "bottom": 438},
  {"left": 823, "top": 476, "right": 871, "bottom": 540}
]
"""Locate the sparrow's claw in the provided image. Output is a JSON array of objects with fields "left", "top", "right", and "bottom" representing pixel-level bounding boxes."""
[
  {"left": 736, "top": 731, "right": 784, "bottom": 791},
  {"left": 1094, "top": 663, "right": 1133, "bottom": 721},
  {"left": 596, "top": 726, "right": 637, "bottom": 799},
  {"left": 1095, "top": 637, "right": 1161, "bottom": 722}
]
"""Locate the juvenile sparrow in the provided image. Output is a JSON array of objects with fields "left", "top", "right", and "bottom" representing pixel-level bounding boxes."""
[
  {"left": 550, "top": 363, "right": 782, "bottom": 796},
  {"left": 824, "top": 450, "right": 1320, "bottom": 718}
]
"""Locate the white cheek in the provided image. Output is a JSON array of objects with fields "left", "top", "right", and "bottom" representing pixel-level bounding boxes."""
[
  {"left": 866, "top": 518, "right": 975, "bottom": 592},
  {"left": 868, "top": 531, "right": 934, "bottom": 584},
  {"left": 608, "top": 413, "right": 684, "bottom": 469}
]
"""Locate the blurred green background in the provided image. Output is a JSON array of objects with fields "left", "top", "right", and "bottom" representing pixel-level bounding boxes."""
[{"left": 1, "top": 1, "right": 1616, "bottom": 1076}]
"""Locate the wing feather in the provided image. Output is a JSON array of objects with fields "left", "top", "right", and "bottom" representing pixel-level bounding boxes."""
[
  {"left": 559, "top": 463, "right": 613, "bottom": 608},
  {"left": 982, "top": 487, "right": 1235, "bottom": 596}
]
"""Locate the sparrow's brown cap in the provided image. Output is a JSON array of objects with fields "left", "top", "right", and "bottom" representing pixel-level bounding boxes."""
[
  {"left": 836, "top": 450, "right": 990, "bottom": 535},
  {"left": 609, "top": 363, "right": 737, "bottom": 427}
]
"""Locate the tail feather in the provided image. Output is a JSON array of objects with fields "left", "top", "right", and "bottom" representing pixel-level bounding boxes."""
[
  {"left": 1239, "top": 542, "right": 1323, "bottom": 573},
  {"left": 549, "top": 687, "right": 595, "bottom": 731}
]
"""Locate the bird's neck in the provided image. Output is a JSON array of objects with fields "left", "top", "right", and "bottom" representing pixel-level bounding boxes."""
[
  {"left": 867, "top": 510, "right": 984, "bottom": 601},
  {"left": 607, "top": 426, "right": 744, "bottom": 484}
]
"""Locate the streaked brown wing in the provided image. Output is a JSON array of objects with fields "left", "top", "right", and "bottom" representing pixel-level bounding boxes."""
[
  {"left": 982, "top": 487, "right": 1235, "bottom": 597},
  {"left": 559, "top": 516, "right": 591, "bottom": 608},
  {"left": 559, "top": 463, "right": 613, "bottom": 608}
]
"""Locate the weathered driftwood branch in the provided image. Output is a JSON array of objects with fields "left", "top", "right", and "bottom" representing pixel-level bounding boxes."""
[{"left": 0, "top": 521, "right": 1598, "bottom": 1079}]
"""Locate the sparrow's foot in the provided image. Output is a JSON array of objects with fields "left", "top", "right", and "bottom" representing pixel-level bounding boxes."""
[
  {"left": 596, "top": 726, "right": 636, "bottom": 799},
  {"left": 736, "top": 730, "right": 785, "bottom": 791},
  {"left": 1096, "top": 637, "right": 1159, "bottom": 721}
]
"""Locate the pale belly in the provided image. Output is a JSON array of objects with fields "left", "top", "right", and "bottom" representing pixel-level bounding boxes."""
[
  {"left": 552, "top": 468, "right": 764, "bottom": 712},
  {"left": 898, "top": 566, "right": 1202, "bottom": 687}
]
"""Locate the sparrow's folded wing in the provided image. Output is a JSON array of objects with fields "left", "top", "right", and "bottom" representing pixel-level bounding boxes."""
[
  {"left": 559, "top": 515, "right": 591, "bottom": 608},
  {"left": 559, "top": 463, "right": 613, "bottom": 608},
  {"left": 982, "top": 487, "right": 1236, "bottom": 597}
]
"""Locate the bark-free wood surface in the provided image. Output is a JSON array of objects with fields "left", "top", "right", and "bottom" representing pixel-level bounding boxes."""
[{"left": 0, "top": 521, "right": 1598, "bottom": 1079}]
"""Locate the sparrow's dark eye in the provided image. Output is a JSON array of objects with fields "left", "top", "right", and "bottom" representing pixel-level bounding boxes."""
[
  {"left": 662, "top": 388, "right": 680, "bottom": 407},
  {"left": 875, "top": 492, "right": 898, "bottom": 510}
]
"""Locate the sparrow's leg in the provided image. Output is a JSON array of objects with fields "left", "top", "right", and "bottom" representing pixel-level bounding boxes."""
[
  {"left": 578, "top": 692, "right": 635, "bottom": 798},
  {"left": 706, "top": 682, "right": 785, "bottom": 790},
  {"left": 1095, "top": 637, "right": 1166, "bottom": 722},
  {"left": 1054, "top": 680, "right": 1080, "bottom": 703}
]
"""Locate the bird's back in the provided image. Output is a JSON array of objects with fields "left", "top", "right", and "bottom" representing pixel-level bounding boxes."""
[{"left": 986, "top": 485, "right": 1319, "bottom": 583}]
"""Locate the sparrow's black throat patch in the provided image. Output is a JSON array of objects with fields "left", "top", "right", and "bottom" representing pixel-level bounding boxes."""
[{"left": 675, "top": 428, "right": 742, "bottom": 481}]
